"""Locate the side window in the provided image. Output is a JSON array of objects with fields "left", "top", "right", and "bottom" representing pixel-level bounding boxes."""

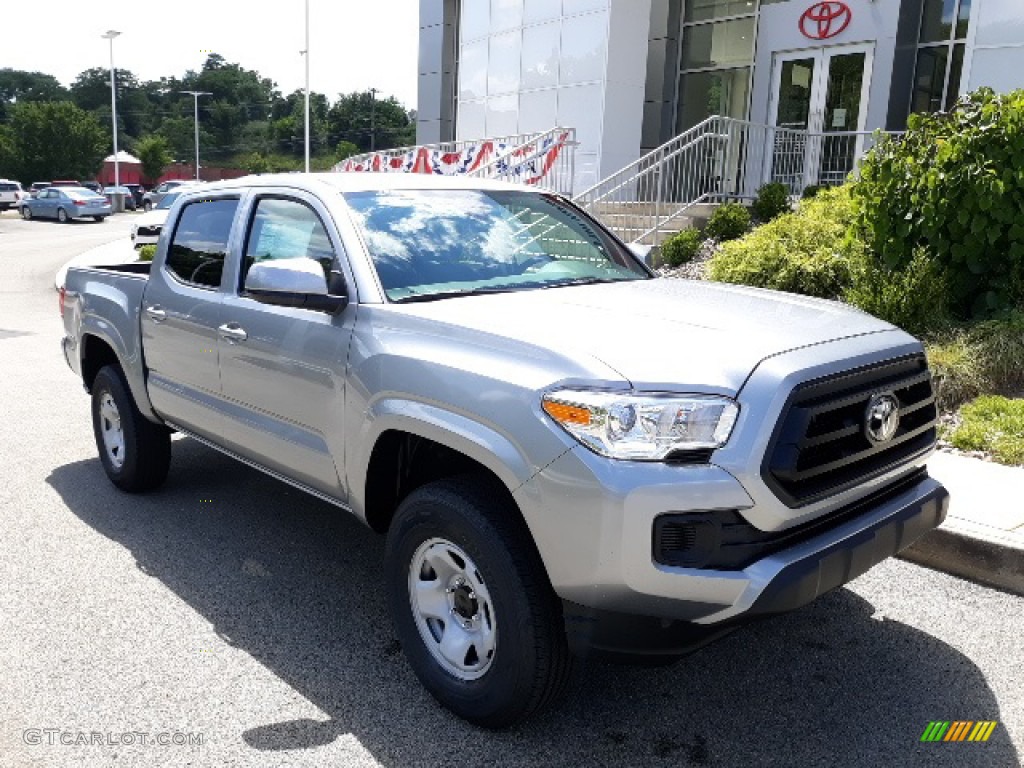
[
  {"left": 166, "top": 198, "right": 239, "bottom": 289},
  {"left": 241, "top": 197, "right": 336, "bottom": 288}
]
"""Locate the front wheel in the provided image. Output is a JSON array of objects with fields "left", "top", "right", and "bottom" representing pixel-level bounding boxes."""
[
  {"left": 57, "top": 207, "right": 69, "bottom": 223},
  {"left": 385, "top": 476, "right": 572, "bottom": 728},
  {"left": 21, "top": 206, "right": 32, "bottom": 220},
  {"left": 91, "top": 365, "right": 171, "bottom": 492},
  {"left": 143, "top": 201, "right": 152, "bottom": 212}
]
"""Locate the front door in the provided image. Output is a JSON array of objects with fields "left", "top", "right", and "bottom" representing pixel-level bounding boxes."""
[{"left": 768, "top": 44, "right": 873, "bottom": 191}]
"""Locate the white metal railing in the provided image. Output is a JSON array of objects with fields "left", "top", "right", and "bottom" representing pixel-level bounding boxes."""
[
  {"left": 466, "top": 127, "right": 576, "bottom": 195},
  {"left": 574, "top": 115, "right": 902, "bottom": 245},
  {"left": 338, "top": 129, "right": 552, "bottom": 170}
]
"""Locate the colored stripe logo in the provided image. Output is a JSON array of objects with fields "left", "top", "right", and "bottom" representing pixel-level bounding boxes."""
[{"left": 921, "top": 721, "right": 998, "bottom": 742}]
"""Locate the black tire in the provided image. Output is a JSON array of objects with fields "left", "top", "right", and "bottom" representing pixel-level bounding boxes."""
[
  {"left": 57, "top": 207, "right": 69, "bottom": 223},
  {"left": 93, "top": 215, "right": 106, "bottom": 222},
  {"left": 143, "top": 201, "right": 153, "bottom": 212},
  {"left": 21, "top": 206, "right": 32, "bottom": 220},
  {"left": 385, "top": 476, "right": 572, "bottom": 728},
  {"left": 91, "top": 365, "right": 171, "bottom": 492}
]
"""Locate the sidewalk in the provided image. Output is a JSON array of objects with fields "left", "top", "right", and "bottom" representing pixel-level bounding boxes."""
[{"left": 901, "top": 452, "right": 1024, "bottom": 596}]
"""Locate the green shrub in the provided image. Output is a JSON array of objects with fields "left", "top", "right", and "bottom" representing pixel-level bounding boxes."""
[
  {"left": 138, "top": 245, "right": 156, "bottom": 262},
  {"left": 948, "top": 396, "right": 1024, "bottom": 466},
  {"left": 704, "top": 203, "right": 750, "bottom": 242},
  {"left": 844, "top": 247, "right": 951, "bottom": 335},
  {"left": 926, "top": 332, "right": 986, "bottom": 411},
  {"left": 801, "top": 184, "right": 823, "bottom": 200},
  {"left": 925, "top": 310, "right": 1024, "bottom": 410},
  {"left": 854, "top": 88, "right": 1024, "bottom": 319},
  {"left": 751, "top": 182, "right": 791, "bottom": 223},
  {"left": 661, "top": 228, "right": 703, "bottom": 267},
  {"left": 709, "top": 186, "right": 857, "bottom": 298}
]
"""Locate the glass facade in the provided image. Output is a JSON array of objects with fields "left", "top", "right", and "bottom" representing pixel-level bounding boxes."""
[
  {"left": 675, "top": 1, "right": 757, "bottom": 131},
  {"left": 911, "top": 0, "right": 972, "bottom": 114}
]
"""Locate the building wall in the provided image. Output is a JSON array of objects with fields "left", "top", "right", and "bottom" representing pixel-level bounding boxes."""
[
  {"left": 751, "top": 0, "right": 903, "bottom": 132},
  {"left": 419, "top": 0, "right": 650, "bottom": 192}
]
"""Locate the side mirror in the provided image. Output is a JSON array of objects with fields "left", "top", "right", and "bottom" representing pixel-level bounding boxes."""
[
  {"left": 627, "top": 242, "right": 654, "bottom": 267},
  {"left": 244, "top": 258, "right": 348, "bottom": 313}
]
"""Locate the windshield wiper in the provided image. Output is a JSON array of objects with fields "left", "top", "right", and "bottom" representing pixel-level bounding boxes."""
[{"left": 392, "top": 285, "right": 521, "bottom": 303}]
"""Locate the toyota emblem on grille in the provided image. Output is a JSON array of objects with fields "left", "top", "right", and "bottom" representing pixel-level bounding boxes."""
[
  {"left": 799, "top": 1, "right": 852, "bottom": 40},
  {"left": 865, "top": 393, "right": 900, "bottom": 444}
]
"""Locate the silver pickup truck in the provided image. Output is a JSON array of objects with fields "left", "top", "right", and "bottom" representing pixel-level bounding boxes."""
[{"left": 61, "top": 173, "right": 949, "bottom": 727}]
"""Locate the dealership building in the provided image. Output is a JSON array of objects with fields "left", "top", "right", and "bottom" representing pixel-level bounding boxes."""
[{"left": 417, "top": 0, "right": 1024, "bottom": 193}]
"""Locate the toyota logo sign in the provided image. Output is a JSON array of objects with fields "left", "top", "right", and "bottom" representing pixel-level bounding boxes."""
[{"left": 800, "top": 1, "right": 852, "bottom": 40}]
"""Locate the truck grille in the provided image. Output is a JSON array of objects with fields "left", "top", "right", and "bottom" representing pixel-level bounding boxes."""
[{"left": 763, "top": 355, "right": 937, "bottom": 507}]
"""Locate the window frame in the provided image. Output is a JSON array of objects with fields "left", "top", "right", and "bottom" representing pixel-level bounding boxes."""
[
  {"left": 237, "top": 193, "right": 343, "bottom": 296},
  {"left": 909, "top": 0, "right": 972, "bottom": 117},
  {"left": 163, "top": 194, "right": 242, "bottom": 292}
]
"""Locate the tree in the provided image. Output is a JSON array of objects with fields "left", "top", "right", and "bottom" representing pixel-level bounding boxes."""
[
  {"left": 335, "top": 140, "right": 359, "bottom": 162},
  {"left": 135, "top": 135, "right": 172, "bottom": 182},
  {"left": 0, "top": 101, "right": 107, "bottom": 182},
  {"left": 71, "top": 67, "right": 149, "bottom": 140},
  {"left": 0, "top": 69, "right": 69, "bottom": 122},
  {"left": 328, "top": 91, "right": 415, "bottom": 153}
]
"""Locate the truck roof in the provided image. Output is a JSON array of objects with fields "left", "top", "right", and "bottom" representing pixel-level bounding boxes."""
[{"left": 193, "top": 172, "right": 541, "bottom": 196}]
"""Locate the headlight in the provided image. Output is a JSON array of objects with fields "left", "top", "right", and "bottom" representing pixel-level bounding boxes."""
[{"left": 542, "top": 390, "right": 739, "bottom": 460}]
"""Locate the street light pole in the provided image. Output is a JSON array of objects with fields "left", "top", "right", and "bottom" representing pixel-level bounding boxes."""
[
  {"left": 369, "top": 87, "right": 378, "bottom": 152},
  {"left": 179, "top": 91, "right": 211, "bottom": 180},
  {"left": 304, "top": 0, "right": 310, "bottom": 173},
  {"left": 101, "top": 30, "right": 121, "bottom": 187}
]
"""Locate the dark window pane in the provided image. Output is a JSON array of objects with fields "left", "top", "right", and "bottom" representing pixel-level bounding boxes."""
[
  {"left": 681, "top": 17, "right": 755, "bottom": 70},
  {"left": 684, "top": 0, "right": 757, "bottom": 23},
  {"left": 166, "top": 199, "right": 239, "bottom": 289},
  {"left": 775, "top": 59, "right": 815, "bottom": 129},
  {"left": 676, "top": 67, "right": 751, "bottom": 131},
  {"left": 911, "top": 46, "right": 949, "bottom": 114},
  {"left": 919, "top": 0, "right": 956, "bottom": 43},
  {"left": 956, "top": 0, "right": 972, "bottom": 39},
  {"left": 945, "top": 43, "right": 965, "bottom": 110}
]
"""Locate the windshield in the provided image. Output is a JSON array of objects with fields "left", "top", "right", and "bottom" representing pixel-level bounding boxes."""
[
  {"left": 344, "top": 189, "right": 648, "bottom": 302},
  {"left": 156, "top": 192, "right": 181, "bottom": 210},
  {"left": 65, "top": 189, "right": 100, "bottom": 200}
]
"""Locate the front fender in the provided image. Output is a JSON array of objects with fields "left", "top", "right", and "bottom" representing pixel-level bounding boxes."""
[{"left": 347, "top": 396, "right": 567, "bottom": 524}]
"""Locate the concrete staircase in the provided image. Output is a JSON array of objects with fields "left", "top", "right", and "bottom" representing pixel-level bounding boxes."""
[{"left": 588, "top": 201, "right": 717, "bottom": 246}]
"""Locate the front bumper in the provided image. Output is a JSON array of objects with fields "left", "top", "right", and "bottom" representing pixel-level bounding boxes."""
[{"left": 515, "top": 447, "right": 948, "bottom": 658}]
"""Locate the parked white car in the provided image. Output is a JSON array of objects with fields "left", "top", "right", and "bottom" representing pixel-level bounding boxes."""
[
  {"left": 0, "top": 179, "right": 25, "bottom": 212},
  {"left": 131, "top": 186, "right": 200, "bottom": 246}
]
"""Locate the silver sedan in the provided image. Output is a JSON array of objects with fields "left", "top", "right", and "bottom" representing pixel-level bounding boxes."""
[{"left": 21, "top": 186, "right": 112, "bottom": 222}]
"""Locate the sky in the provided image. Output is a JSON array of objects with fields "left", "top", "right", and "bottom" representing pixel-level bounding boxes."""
[{"left": 1, "top": 0, "right": 421, "bottom": 108}]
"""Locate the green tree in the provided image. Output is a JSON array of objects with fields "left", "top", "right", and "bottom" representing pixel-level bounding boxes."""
[
  {"left": 135, "top": 135, "right": 172, "bottom": 182},
  {"left": 0, "top": 69, "right": 69, "bottom": 122},
  {"left": 71, "top": 67, "right": 150, "bottom": 141},
  {"left": 335, "top": 140, "right": 359, "bottom": 162},
  {"left": 328, "top": 91, "right": 415, "bottom": 152},
  {"left": 1, "top": 101, "right": 107, "bottom": 182}
]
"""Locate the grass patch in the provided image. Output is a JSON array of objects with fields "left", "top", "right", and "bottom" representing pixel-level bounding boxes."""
[{"left": 948, "top": 396, "right": 1024, "bottom": 466}]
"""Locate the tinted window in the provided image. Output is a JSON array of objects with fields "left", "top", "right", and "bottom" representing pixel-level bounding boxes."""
[
  {"left": 156, "top": 192, "right": 181, "bottom": 210},
  {"left": 242, "top": 198, "right": 335, "bottom": 288},
  {"left": 166, "top": 198, "right": 239, "bottom": 289},
  {"left": 0, "top": 183, "right": 17, "bottom": 192}
]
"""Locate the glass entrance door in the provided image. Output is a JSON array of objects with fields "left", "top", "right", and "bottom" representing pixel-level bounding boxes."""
[{"left": 768, "top": 45, "right": 873, "bottom": 191}]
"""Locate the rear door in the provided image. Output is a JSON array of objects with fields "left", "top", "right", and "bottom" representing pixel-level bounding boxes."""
[
  {"left": 141, "top": 194, "right": 241, "bottom": 438},
  {"left": 215, "top": 191, "right": 354, "bottom": 497}
]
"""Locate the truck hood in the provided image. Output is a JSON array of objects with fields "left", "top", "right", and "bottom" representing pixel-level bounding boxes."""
[{"left": 392, "top": 278, "right": 900, "bottom": 394}]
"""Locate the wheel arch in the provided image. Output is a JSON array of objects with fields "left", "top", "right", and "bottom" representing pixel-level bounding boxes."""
[
  {"left": 79, "top": 330, "right": 160, "bottom": 423},
  {"left": 352, "top": 401, "right": 541, "bottom": 537}
]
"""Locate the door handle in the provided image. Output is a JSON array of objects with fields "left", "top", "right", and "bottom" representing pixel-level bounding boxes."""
[
  {"left": 218, "top": 323, "right": 248, "bottom": 343},
  {"left": 145, "top": 305, "right": 166, "bottom": 322}
]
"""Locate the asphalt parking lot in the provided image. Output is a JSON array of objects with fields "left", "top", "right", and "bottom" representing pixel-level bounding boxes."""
[{"left": 0, "top": 211, "right": 1021, "bottom": 767}]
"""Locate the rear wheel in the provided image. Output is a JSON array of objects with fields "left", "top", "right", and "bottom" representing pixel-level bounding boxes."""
[
  {"left": 91, "top": 365, "right": 171, "bottom": 492},
  {"left": 57, "top": 207, "right": 69, "bottom": 223},
  {"left": 93, "top": 216, "right": 106, "bottom": 222},
  {"left": 385, "top": 476, "right": 572, "bottom": 728}
]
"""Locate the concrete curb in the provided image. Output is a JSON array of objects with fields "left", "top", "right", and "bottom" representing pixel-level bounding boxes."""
[{"left": 900, "top": 520, "right": 1024, "bottom": 597}]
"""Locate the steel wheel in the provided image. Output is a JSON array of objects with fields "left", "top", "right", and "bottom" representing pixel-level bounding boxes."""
[
  {"left": 408, "top": 537, "right": 497, "bottom": 680},
  {"left": 98, "top": 391, "right": 126, "bottom": 468}
]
